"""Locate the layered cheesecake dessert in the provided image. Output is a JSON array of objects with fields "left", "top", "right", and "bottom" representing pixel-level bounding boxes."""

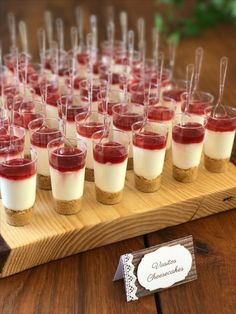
[
  {"left": 93, "top": 130, "right": 129, "bottom": 204},
  {"left": 147, "top": 101, "right": 175, "bottom": 160},
  {"left": 132, "top": 121, "right": 167, "bottom": 192},
  {"left": 97, "top": 89, "right": 124, "bottom": 129},
  {"left": 181, "top": 91, "right": 214, "bottom": 124},
  {"left": 112, "top": 103, "right": 144, "bottom": 169},
  {"left": 172, "top": 115, "right": 205, "bottom": 183},
  {"left": 48, "top": 138, "right": 86, "bottom": 214},
  {"left": 0, "top": 153, "right": 37, "bottom": 226},
  {"left": 57, "top": 94, "right": 89, "bottom": 138},
  {"left": 162, "top": 80, "right": 186, "bottom": 114},
  {"left": 29, "top": 118, "right": 61, "bottom": 189},
  {"left": 30, "top": 76, "right": 60, "bottom": 119},
  {"left": 129, "top": 81, "right": 159, "bottom": 106},
  {"left": 46, "top": 92, "right": 60, "bottom": 119},
  {"left": 204, "top": 107, "right": 236, "bottom": 172},
  {"left": 79, "top": 79, "right": 107, "bottom": 111},
  {"left": 0, "top": 129, "right": 25, "bottom": 163},
  {"left": 13, "top": 99, "right": 44, "bottom": 156},
  {"left": 76, "top": 111, "right": 110, "bottom": 181},
  {"left": 99, "top": 63, "right": 128, "bottom": 91}
]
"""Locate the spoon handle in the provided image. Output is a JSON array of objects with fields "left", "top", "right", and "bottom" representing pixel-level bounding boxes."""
[
  {"left": 185, "top": 63, "right": 195, "bottom": 114},
  {"left": 169, "top": 42, "right": 176, "bottom": 81},
  {"left": 44, "top": 11, "right": 53, "bottom": 49},
  {"left": 76, "top": 6, "right": 83, "bottom": 49},
  {"left": 217, "top": 56, "right": 228, "bottom": 106},
  {"left": 19, "top": 21, "right": 28, "bottom": 53},
  {"left": 8, "top": 13, "right": 16, "bottom": 49},
  {"left": 193, "top": 46, "right": 204, "bottom": 92}
]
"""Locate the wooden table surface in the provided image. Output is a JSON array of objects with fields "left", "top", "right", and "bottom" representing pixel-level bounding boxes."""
[{"left": 0, "top": 1, "right": 236, "bottom": 313}]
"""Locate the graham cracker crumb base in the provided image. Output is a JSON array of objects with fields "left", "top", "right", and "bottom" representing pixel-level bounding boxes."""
[
  {"left": 134, "top": 173, "right": 161, "bottom": 193},
  {"left": 127, "top": 157, "right": 133, "bottom": 170},
  {"left": 85, "top": 168, "right": 94, "bottom": 182},
  {"left": 165, "top": 148, "right": 171, "bottom": 161},
  {"left": 95, "top": 186, "right": 123, "bottom": 205},
  {"left": 204, "top": 154, "right": 229, "bottom": 173},
  {"left": 53, "top": 198, "right": 82, "bottom": 215},
  {"left": 173, "top": 165, "right": 198, "bottom": 183},
  {"left": 5, "top": 207, "right": 33, "bottom": 227},
  {"left": 37, "top": 174, "right": 51, "bottom": 190}
]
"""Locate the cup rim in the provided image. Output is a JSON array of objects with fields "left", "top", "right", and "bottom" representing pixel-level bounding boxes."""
[
  {"left": 174, "top": 113, "right": 206, "bottom": 128},
  {"left": 28, "top": 117, "right": 61, "bottom": 134},
  {"left": 47, "top": 136, "right": 87, "bottom": 156},
  {"left": 131, "top": 120, "right": 168, "bottom": 136},
  {"left": 57, "top": 93, "right": 89, "bottom": 108},
  {"left": 75, "top": 110, "right": 109, "bottom": 125},
  {"left": 204, "top": 105, "right": 236, "bottom": 120},
  {"left": 1, "top": 147, "right": 37, "bottom": 167},
  {"left": 181, "top": 91, "right": 214, "bottom": 103},
  {"left": 92, "top": 128, "right": 130, "bottom": 149},
  {"left": 112, "top": 102, "right": 144, "bottom": 117}
]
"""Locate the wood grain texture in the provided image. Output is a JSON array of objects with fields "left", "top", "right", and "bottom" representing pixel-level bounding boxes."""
[
  {"left": 1, "top": 159, "right": 236, "bottom": 278},
  {"left": 0, "top": 236, "right": 157, "bottom": 314},
  {"left": 147, "top": 209, "right": 236, "bottom": 314}
]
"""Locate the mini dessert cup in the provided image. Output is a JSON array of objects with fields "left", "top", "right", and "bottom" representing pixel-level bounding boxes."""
[
  {"left": 57, "top": 94, "right": 90, "bottom": 138},
  {"left": 92, "top": 129, "right": 129, "bottom": 204},
  {"left": 0, "top": 108, "right": 10, "bottom": 129},
  {"left": 172, "top": 113, "right": 206, "bottom": 183},
  {"left": 48, "top": 137, "right": 87, "bottom": 215},
  {"left": 147, "top": 98, "right": 176, "bottom": 159},
  {"left": 75, "top": 111, "right": 110, "bottom": 181},
  {"left": 101, "top": 40, "right": 126, "bottom": 58},
  {"left": 13, "top": 97, "right": 45, "bottom": 156},
  {"left": 0, "top": 147, "right": 37, "bottom": 226},
  {"left": 112, "top": 103, "right": 144, "bottom": 169},
  {"left": 99, "top": 64, "right": 126, "bottom": 90},
  {"left": 129, "top": 81, "right": 159, "bottom": 105},
  {"left": 0, "top": 125, "right": 25, "bottom": 158},
  {"left": 181, "top": 91, "right": 214, "bottom": 124},
  {"left": 162, "top": 79, "right": 187, "bottom": 114},
  {"left": 204, "top": 105, "right": 236, "bottom": 173},
  {"left": 45, "top": 91, "right": 60, "bottom": 119},
  {"left": 132, "top": 121, "right": 168, "bottom": 192},
  {"left": 28, "top": 117, "right": 62, "bottom": 190},
  {"left": 37, "top": 76, "right": 60, "bottom": 119},
  {"left": 97, "top": 89, "right": 125, "bottom": 130},
  {"left": 79, "top": 78, "right": 107, "bottom": 111}
]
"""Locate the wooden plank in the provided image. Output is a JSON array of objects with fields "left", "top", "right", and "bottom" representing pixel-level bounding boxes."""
[
  {"left": 0, "top": 159, "right": 236, "bottom": 278},
  {"left": 0, "top": 237, "right": 157, "bottom": 314},
  {"left": 147, "top": 209, "right": 236, "bottom": 314}
]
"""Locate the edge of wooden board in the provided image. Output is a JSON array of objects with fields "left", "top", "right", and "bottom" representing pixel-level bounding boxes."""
[{"left": 1, "top": 185, "right": 236, "bottom": 278}]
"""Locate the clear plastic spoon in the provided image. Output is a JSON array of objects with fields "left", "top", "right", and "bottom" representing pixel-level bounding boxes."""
[
  {"left": 75, "top": 6, "right": 84, "bottom": 50},
  {"left": 8, "top": 13, "right": 17, "bottom": 52},
  {"left": 169, "top": 42, "right": 177, "bottom": 81},
  {"left": 152, "top": 27, "right": 160, "bottom": 62},
  {"left": 44, "top": 11, "right": 53, "bottom": 49},
  {"left": 184, "top": 63, "right": 195, "bottom": 116},
  {"left": 56, "top": 18, "right": 64, "bottom": 51},
  {"left": 37, "top": 28, "right": 46, "bottom": 71},
  {"left": 120, "top": 11, "right": 128, "bottom": 46},
  {"left": 213, "top": 56, "right": 228, "bottom": 117},
  {"left": 193, "top": 46, "right": 204, "bottom": 93},
  {"left": 19, "top": 21, "right": 28, "bottom": 53}
]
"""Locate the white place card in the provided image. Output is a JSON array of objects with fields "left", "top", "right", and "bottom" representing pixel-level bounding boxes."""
[{"left": 114, "top": 235, "right": 197, "bottom": 302}]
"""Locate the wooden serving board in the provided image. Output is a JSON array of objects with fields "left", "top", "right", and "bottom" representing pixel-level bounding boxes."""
[{"left": 0, "top": 158, "right": 236, "bottom": 278}]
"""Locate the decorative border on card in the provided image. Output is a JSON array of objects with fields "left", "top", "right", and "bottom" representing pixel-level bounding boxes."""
[
  {"left": 114, "top": 235, "right": 197, "bottom": 302},
  {"left": 122, "top": 254, "right": 138, "bottom": 301}
]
